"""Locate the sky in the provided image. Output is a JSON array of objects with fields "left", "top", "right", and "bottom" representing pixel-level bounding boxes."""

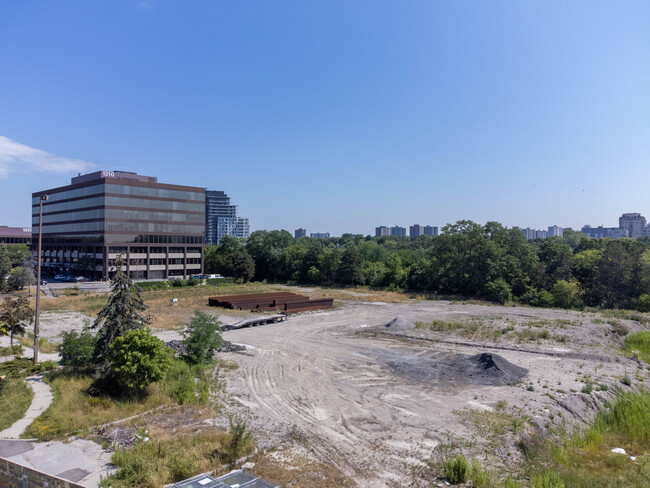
[{"left": 1, "top": 1, "right": 649, "bottom": 236}]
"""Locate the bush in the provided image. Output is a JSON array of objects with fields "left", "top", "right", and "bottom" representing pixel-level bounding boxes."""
[
  {"left": 109, "top": 329, "right": 173, "bottom": 395},
  {"left": 484, "top": 279, "right": 512, "bottom": 305},
  {"left": 59, "top": 330, "right": 96, "bottom": 367},
  {"left": 181, "top": 311, "right": 223, "bottom": 365},
  {"left": 206, "top": 277, "right": 235, "bottom": 287},
  {"left": 0, "top": 345, "right": 23, "bottom": 357},
  {"left": 469, "top": 460, "right": 492, "bottom": 487},
  {"left": 594, "top": 391, "right": 650, "bottom": 444},
  {"left": 219, "top": 416, "right": 252, "bottom": 464},
  {"left": 162, "top": 360, "right": 211, "bottom": 405},
  {"left": 169, "top": 279, "right": 188, "bottom": 288},
  {"left": 530, "top": 470, "right": 565, "bottom": 488},
  {"left": 443, "top": 455, "right": 469, "bottom": 484}
]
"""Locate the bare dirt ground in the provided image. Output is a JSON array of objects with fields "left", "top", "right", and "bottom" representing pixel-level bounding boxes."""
[{"left": 212, "top": 298, "right": 646, "bottom": 487}]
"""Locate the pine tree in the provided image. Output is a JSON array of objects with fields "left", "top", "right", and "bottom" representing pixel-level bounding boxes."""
[
  {"left": 0, "top": 244, "right": 11, "bottom": 293},
  {"left": 91, "top": 255, "right": 150, "bottom": 366}
]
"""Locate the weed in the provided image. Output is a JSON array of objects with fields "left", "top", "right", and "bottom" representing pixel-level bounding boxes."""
[
  {"left": 0, "top": 377, "right": 33, "bottom": 430},
  {"left": 530, "top": 470, "right": 565, "bottom": 488},
  {"left": 443, "top": 455, "right": 469, "bottom": 484},
  {"left": 469, "top": 460, "right": 492, "bottom": 488},
  {"left": 624, "top": 331, "right": 650, "bottom": 362},
  {"left": 621, "top": 374, "right": 632, "bottom": 386}
]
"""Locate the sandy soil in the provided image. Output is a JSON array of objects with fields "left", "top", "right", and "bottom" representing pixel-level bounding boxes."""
[{"left": 213, "top": 299, "right": 645, "bottom": 487}]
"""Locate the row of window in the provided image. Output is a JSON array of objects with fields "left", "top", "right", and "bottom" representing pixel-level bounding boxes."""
[
  {"left": 34, "top": 208, "right": 205, "bottom": 225},
  {"left": 33, "top": 184, "right": 105, "bottom": 205},
  {"left": 38, "top": 195, "right": 205, "bottom": 215},
  {"left": 39, "top": 234, "right": 204, "bottom": 245},
  {"left": 108, "top": 246, "right": 202, "bottom": 254},
  {"left": 105, "top": 184, "right": 205, "bottom": 202}
]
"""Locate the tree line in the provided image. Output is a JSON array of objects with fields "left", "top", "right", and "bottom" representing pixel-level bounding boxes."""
[{"left": 205, "top": 221, "right": 650, "bottom": 311}]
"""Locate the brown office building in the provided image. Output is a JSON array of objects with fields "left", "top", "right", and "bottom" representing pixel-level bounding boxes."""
[
  {"left": 32, "top": 171, "right": 205, "bottom": 280},
  {"left": 0, "top": 226, "right": 32, "bottom": 246}
]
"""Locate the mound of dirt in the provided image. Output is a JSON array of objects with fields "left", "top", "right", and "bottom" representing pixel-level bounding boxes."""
[
  {"left": 374, "top": 350, "right": 528, "bottom": 386},
  {"left": 385, "top": 316, "right": 416, "bottom": 331}
]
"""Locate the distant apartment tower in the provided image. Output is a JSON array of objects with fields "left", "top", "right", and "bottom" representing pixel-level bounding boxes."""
[
  {"left": 522, "top": 228, "right": 547, "bottom": 240},
  {"left": 409, "top": 225, "right": 424, "bottom": 239},
  {"left": 619, "top": 213, "right": 647, "bottom": 238},
  {"left": 581, "top": 225, "right": 629, "bottom": 239},
  {"left": 375, "top": 226, "right": 390, "bottom": 237},
  {"left": 423, "top": 225, "right": 438, "bottom": 237},
  {"left": 205, "top": 190, "right": 250, "bottom": 245},
  {"left": 295, "top": 228, "right": 306, "bottom": 239},
  {"left": 547, "top": 225, "right": 563, "bottom": 237},
  {"left": 390, "top": 226, "right": 407, "bottom": 237},
  {"left": 310, "top": 232, "right": 330, "bottom": 238}
]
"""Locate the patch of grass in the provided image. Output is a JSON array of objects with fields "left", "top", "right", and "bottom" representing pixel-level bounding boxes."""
[
  {"left": 0, "top": 357, "right": 57, "bottom": 379},
  {"left": 469, "top": 460, "right": 493, "bottom": 488},
  {"left": 0, "top": 345, "right": 23, "bottom": 356},
  {"left": 607, "top": 320, "right": 629, "bottom": 337},
  {"left": 100, "top": 428, "right": 254, "bottom": 488},
  {"left": 602, "top": 309, "right": 650, "bottom": 326},
  {"left": 529, "top": 470, "right": 564, "bottom": 488},
  {"left": 0, "top": 377, "right": 33, "bottom": 430},
  {"left": 624, "top": 331, "right": 650, "bottom": 362},
  {"left": 18, "top": 333, "right": 58, "bottom": 354}
]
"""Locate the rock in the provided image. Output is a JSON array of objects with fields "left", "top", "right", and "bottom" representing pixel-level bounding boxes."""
[
  {"left": 242, "top": 462, "right": 255, "bottom": 470},
  {"left": 611, "top": 447, "right": 626, "bottom": 455}
]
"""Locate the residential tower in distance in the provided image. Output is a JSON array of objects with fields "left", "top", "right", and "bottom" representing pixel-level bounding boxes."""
[{"left": 205, "top": 190, "right": 250, "bottom": 245}]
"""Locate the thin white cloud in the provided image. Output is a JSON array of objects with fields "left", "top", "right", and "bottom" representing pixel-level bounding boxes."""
[
  {"left": 138, "top": 0, "right": 155, "bottom": 12},
  {"left": 0, "top": 136, "right": 95, "bottom": 178}
]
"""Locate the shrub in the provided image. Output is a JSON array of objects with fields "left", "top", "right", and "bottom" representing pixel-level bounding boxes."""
[
  {"left": 443, "top": 455, "right": 469, "bottom": 484},
  {"left": 136, "top": 281, "right": 169, "bottom": 291},
  {"left": 59, "top": 330, "right": 96, "bottom": 367},
  {"left": 162, "top": 360, "right": 211, "bottom": 405},
  {"left": 181, "top": 311, "right": 223, "bottom": 365},
  {"left": 109, "top": 329, "right": 173, "bottom": 395},
  {"left": 594, "top": 391, "right": 650, "bottom": 444},
  {"left": 551, "top": 280, "right": 579, "bottom": 309},
  {"left": 530, "top": 470, "right": 565, "bottom": 488},
  {"left": 0, "top": 345, "right": 23, "bottom": 357},
  {"left": 484, "top": 279, "right": 512, "bottom": 305},
  {"left": 469, "top": 460, "right": 492, "bottom": 488},
  {"left": 219, "top": 416, "right": 252, "bottom": 464},
  {"left": 206, "top": 277, "right": 235, "bottom": 287}
]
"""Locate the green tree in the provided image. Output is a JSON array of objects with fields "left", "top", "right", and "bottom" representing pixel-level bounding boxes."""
[
  {"left": 7, "top": 267, "right": 35, "bottom": 291},
  {"left": 0, "top": 296, "right": 35, "bottom": 346},
  {"left": 58, "top": 329, "right": 97, "bottom": 367},
  {"left": 551, "top": 280, "right": 580, "bottom": 309},
  {"left": 338, "top": 245, "right": 364, "bottom": 285},
  {"left": 203, "top": 244, "right": 218, "bottom": 274},
  {"left": 6, "top": 244, "right": 32, "bottom": 268},
  {"left": 109, "top": 329, "right": 173, "bottom": 395},
  {"left": 181, "top": 311, "right": 223, "bottom": 365},
  {"left": 484, "top": 278, "right": 512, "bottom": 305},
  {"left": 91, "top": 255, "right": 150, "bottom": 366}
]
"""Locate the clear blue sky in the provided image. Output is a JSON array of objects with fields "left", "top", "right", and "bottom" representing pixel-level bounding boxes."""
[{"left": 1, "top": 1, "right": 649, "bottom": 235}]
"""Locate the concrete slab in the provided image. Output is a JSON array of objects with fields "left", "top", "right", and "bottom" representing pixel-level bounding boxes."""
[{"left": 0, "top": 440, "right": 34, "bottom": 457}]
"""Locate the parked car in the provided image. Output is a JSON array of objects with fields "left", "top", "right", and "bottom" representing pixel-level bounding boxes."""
[
  {"left": 64, "top": 275, "right": 75, "bottom": 282},
  {"left": 54, "top": 274, "right": 66, "bottom": 281},
  {"left": 74, "top": 276, "right": 89, "bottom": 282},
  {"left": 207, "top": 274, "right": 224, "bottom": 279}
]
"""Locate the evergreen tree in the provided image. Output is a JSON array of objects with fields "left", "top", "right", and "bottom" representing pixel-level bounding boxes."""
[
  {"left": 0, "top": 296, "right": 34, "bottom": 346},
  {"left": 0, "top": 244, "right": 11, "bottom": 293},
  {"left": 91, "top": 255, "right": 150, "bottom": 366}
]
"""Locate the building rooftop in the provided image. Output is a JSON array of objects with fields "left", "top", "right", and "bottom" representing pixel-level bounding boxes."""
[
  {"left": 71, "top": 170, "right": 157, "bottom": 185},
  {"left": 0, "top": 225, "right": 32, "bottom": 238}
]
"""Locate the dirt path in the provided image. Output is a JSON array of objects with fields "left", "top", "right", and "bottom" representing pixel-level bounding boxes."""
[{"left": 218, "top": 300, "right": 640, "bottom": 487}]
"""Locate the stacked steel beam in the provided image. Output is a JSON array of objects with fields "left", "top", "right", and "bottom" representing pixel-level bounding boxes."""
[{"left": 208, "top": 292, "right": 333, "bottom": 312}]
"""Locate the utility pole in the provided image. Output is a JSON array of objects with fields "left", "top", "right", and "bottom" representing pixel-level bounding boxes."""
[{"left": 34, "top": 193, "right": 48, "bottom": 363}]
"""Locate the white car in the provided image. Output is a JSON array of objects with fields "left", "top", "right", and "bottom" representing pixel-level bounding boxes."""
[{"left": 207, "top": 274, "right": 223, "bottom": 279}]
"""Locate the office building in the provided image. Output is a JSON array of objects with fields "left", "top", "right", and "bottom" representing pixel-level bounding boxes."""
[
  {"left": 423, "top": 225, "right": 438, "bottom": 237},
  {"left": 409, "top": 225, "right": 424, "bottom": 239},
  {"left": 205, "top": 190, "right": 249, "bottom": 245},
  {"left": 33, "top": 170, "right": 205, "bottom": 280},
  {"left": 619, "top": 213, "right": 647, "bottom": 238},
  {"left": 310, "top": 232, "right": 330, "bottom": 238},
  {"left": 295, "top": 228, "right": 306, "bottom": 239},
  {"left": 0, "top": 226, "right": 32, "bottom": 246},
  {"left": 390, "top": 226, "right": 407, "bottom": 237},
  {"left": 375, "top": 226, "right": 390, "bottom": 237},
  {"left": 547, "top": 225, "right": 563, "bottom": 237}
]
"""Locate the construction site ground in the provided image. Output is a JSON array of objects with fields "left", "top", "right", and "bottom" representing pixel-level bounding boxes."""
[{"left": 11, "top": 291, "right": 649, "bottom": 487}]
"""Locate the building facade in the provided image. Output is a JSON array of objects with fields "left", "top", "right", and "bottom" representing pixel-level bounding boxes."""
[
  {"left": 580, "top": 225, "right": 629, "bottom": 239},
  {"left": 547, "top": 225, "right": 563, "bottom": 237},
  {"left": 375, "top": 226, "right": 390, "bottom": 237},
  {"left": 409, "top": 225, "right": 424, "bottom": 239},
  {"left": 33, "top": 170, "right": 205, "bottom": 280},
  {"left": 619, "top": 213, "right": 647, "bottom": 238},
  {"left": 205, "top": 190, "right": 249, "bottom": 245},
  {"left": 310, "top": 232, "right": 330, "bottom": 238},
  {"left": 390, "top": 226, "right": 407, "bottom": 237},
  {"left": 294, "top": 228, "right": 306, "bottom": 239},
  {"left": 0, "top": 226, "right": 32, "bottom": 246},
  {"left": 423, "top": 225, "right": 438, "bottom": 237}
]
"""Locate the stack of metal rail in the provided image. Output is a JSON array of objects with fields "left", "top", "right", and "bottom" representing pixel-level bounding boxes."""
[
  {"left": 172, "top": 470, "right": 278, "bottom": 488},
  {"left": 208, "top": 291, "right": 333, "bottom": 313}
]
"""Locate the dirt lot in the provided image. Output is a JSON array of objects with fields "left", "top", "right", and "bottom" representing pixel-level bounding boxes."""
[
  {"left": 27, "top": 292, "right": 649, "bottom": 487},
  {"left": 213, "top": 298, "right": 646, "bottom": 487}
]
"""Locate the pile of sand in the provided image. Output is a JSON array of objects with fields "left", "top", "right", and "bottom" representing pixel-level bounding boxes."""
[{"left": 384, "top": 316, "right": 416, "bottom": 331}]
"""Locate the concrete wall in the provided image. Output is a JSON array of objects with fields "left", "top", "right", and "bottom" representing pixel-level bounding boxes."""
[{"left": 0, "top": 458, "right": 84, "bottom": 488}]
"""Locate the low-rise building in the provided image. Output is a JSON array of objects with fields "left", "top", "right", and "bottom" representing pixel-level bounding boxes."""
[{"left": 0, "top": 226, "right": 32, "bottom": 246}]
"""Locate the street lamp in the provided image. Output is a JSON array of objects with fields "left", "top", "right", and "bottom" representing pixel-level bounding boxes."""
[{"left": 34, "top": 193, "right": 48, "bottom": 363}]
